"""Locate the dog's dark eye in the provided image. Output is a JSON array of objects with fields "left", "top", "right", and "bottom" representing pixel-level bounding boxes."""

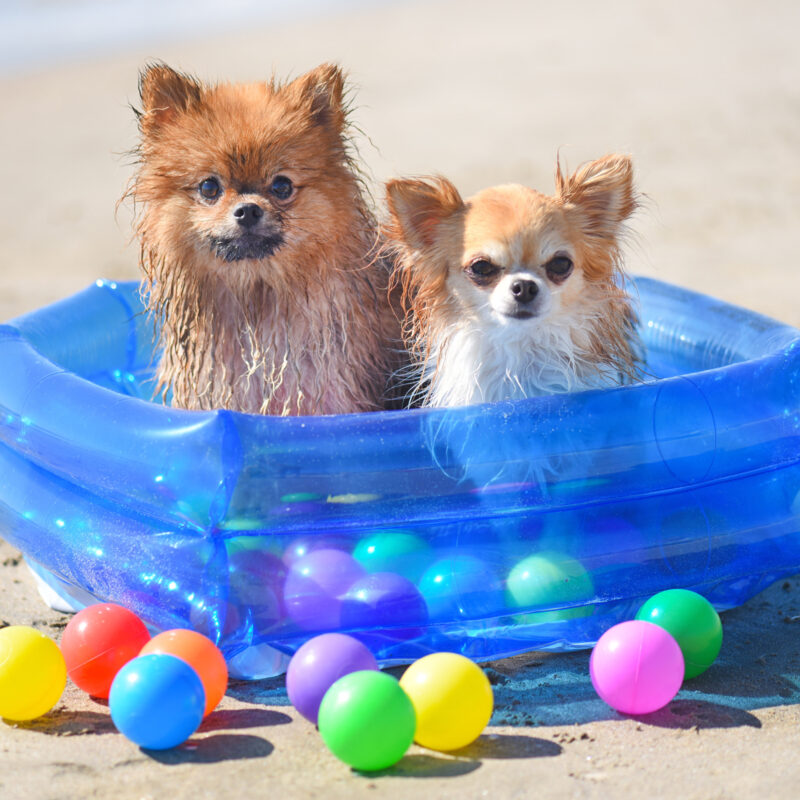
[
  {"left": 545, "top": 255, "right": 574, "bottom": 282},
  {"left": 467, "top": 259, "right": 500, "bottom": 282},
  {"left": 270, "top": 175, "right": 294, "bottom": 200},
  {"left": 199, "top": 177, "right": 221, "bottom": 200}
]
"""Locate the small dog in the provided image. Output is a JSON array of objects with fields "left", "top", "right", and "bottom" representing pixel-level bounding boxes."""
[
  {"left": 128, "top": 63, "right": 400, "bottom": 415},
  {"left": 384, "top": 155, "right": 643, "bottom": 407}
]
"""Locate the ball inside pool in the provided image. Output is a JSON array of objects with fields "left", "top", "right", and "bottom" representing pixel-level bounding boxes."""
[
  {"left": 505, "top": 551, "right": 594, "bottom": 622},
  {"left": 0, "top": 626, "right": 66, "bottom": 721},
  {"left": 109, "top": 653, "right": 205, "bottom": 750},
  {"left": 635, "top": 588, "right": 722, "bottom": 679},
  {"left": 399, "top": 652, "right": 493, "bottom": 751},
  {"left": 318, "top": 670, "right": 416, "bottom": 771},
  {"left": 590, "top": 620, "right": 684, "bottom": 715},
  {"left": 283, "top": 549, "right": 365, "bottom": 630},
  {"left": 286, "top": 633, "right": 378, "bottom": 724},
  {"left": 340, "top": 571, "right": 428, "bottom": 629},
  {"left": 418, "top": 555, "right": 503, "bottom": 621},
  {"left": 352, "top": 531, "right": 431, "bottom": 582},
  {"left": 60, "top": 603, "right": 151, "bottom": 698},
  {"left": 140, "top": 629, "right": 228, "bottom": 717}
]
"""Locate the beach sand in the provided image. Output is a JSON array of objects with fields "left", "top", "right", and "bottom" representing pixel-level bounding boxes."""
[{"left": 1, "top": 0, "right": 799, "bottom": 797}]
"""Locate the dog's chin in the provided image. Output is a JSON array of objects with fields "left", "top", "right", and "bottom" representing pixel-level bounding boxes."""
[{"left": 210, "top": 233, "right": 284, "bottom": 263}]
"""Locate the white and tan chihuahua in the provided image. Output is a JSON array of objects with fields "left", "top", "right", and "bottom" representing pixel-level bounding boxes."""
[{"left": 384, "top": 154, "right": 643, "bottom": 407}]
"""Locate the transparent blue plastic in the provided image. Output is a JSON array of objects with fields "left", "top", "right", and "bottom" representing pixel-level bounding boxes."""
[{"left": 1, "top": 278, "right": 799, "bottom": 678}]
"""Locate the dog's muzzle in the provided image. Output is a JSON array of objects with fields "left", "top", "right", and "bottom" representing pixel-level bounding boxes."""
[
  {"left": 497, "top": 277, "right": 544, "bottom": 319},
  {"left": 210, "top": 232, "right": 285, "bottom": 262}
]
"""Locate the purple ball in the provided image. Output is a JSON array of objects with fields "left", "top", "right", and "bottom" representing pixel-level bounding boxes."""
[
  {"left": 283, "top": 536, "right": 351, "bottom": 566},
  {"left": 341, "top": 572, "right": 428, "bottom": 629},
  {"left": 283, "top": 549, "right": 365, "bottom": 631},
  {"left": 273, "top": 500, "right": 324, "bottom": 517},
  {"left": 286, "top": 633, "right": 379, "bottom": 724}
]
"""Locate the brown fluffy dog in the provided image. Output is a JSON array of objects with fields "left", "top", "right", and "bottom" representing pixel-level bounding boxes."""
[
  {"left": 384, "top": 155, "right": 642, "bottom": 407},
  {"left": 128, "top": 63, "right": 400, "bottom": 415}
]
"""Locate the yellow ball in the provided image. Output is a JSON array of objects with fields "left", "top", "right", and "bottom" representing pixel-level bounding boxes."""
[
  {"left": 399, "top": 653, "right": 493, "bottom": 751},
  {"left": 0, "top": 626, "right": 66, "bottom": 720}
]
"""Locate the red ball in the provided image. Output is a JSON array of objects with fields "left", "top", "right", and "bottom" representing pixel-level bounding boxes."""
[{"left": 60, "top": 604, "right": 150, "bottom": 698}]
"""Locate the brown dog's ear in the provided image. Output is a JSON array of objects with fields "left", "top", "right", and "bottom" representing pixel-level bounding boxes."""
[
  {"left": 556, "top": 154, "right": 636, "bottom": 243},
  {"left": 287, "top": 63, "right": 347, "bottom": 131},
  {"left": 138, "top": 63, "right": 203, "bottom": 129},
  {"left": 385, "top": 177, "right": 465, "bottom": 251}
]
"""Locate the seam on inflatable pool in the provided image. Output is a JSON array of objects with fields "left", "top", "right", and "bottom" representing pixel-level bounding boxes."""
[{"left": 209, "top": 410, "right": 244, "bottom": 530}]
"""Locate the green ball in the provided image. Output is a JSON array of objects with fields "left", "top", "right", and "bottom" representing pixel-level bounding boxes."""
[
  {"left": 636, "top": 589, "right": 722, "bottom": 679},
  {"left": 352, "top": 531, "right": 431, "bottom": 582},
  {"left": 280, "top": 492, "right": 321, "bottom": 503},
  {"left": 505, "top": 551, "right": 594, "bottom": 622},
  {"left": 318, "top": 670, "right": 416, "bottom": 771}
]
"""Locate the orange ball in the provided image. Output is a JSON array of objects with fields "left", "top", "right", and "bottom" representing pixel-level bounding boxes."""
[{"left": 140, "top": 629, "right": 227, "bottom": 716}]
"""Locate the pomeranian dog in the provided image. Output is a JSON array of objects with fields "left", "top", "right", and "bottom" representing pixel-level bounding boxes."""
[
  {"left": 128, "top": 63, "right": 401, "bottom": 415},
  {"left": 384, "top": 155, "right": 643, "bottom": 407}
]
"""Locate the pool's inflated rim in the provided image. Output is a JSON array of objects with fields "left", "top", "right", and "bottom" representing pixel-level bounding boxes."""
[{"left": 1, "top": 277, "right": 799, "bottom": 677}]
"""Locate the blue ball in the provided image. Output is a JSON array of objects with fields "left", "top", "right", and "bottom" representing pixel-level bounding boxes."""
[
  {"left": 109, "top": 653, "right": 205, "bottom": 750},
  {"left": 419, "top": 555, "right": 503, "bottom": 621}
]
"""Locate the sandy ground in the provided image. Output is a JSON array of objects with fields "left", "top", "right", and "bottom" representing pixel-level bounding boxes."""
[{"left": 1, "top": 0, "right": 799, "bottom": 797}]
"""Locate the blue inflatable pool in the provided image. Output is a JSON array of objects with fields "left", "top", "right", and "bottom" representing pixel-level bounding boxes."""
[{"left": 1, "top": 277, "right": 799, "bottom": 678}]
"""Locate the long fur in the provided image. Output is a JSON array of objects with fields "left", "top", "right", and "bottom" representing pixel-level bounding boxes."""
[
  {"left": 384, "top": 156, "right": 643, "bottom": 407},
  {"left": 416, "top": 284, "right": 638, "bottom": 407},
  {"left": 126, "top": 63, "right": 401, "bottom": 415}
]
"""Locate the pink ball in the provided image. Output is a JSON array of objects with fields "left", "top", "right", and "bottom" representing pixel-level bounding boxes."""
[{"left": 590, "top": 620, "right": 684, "bottom": 715}]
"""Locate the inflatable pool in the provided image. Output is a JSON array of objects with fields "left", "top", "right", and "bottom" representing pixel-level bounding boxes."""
[{"left": 1, "top": 277, "right": 799, "bottom": 678}]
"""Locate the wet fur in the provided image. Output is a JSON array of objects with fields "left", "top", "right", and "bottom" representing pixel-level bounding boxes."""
[
  {"left": 127, "top": 63, "right": 400, "bottom": 415},
  {"left": 384, "top": 155, "right": 642, "bottom": 407}
]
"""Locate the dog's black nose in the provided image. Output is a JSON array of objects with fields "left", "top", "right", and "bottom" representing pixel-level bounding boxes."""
[
  {"left": 233, "top": 203, "right": 264, "bottom": 228},
  {"left": 510, "top": 279, "right": 539, "bottom": 304}
]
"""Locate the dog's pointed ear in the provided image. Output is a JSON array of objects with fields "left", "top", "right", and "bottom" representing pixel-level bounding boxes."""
[
  {"left": 385, "top": 177, "right": 465, "bottom": 251},
  {"left": 138, "top": 63, "right": 203, "bottom": 130},
  {"left": 288, "top": 63, "right": 347, "bottom": 132},
  {"left": 556, "top": 154, "right": 636, "bottom": 242}
]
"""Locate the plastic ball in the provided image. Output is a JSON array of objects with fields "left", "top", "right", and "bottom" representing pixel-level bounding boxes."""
[
  {"left": 635, "top": 589, "right": 723, "bottom": 679},
  {"left": 352, "top": 531, "right": 431, "bottom": 582},
  {"left": 283, "top": 536, "right": 351, "bottom": 566},
  {"left": 274, "top": 499, "right": 325, "bottom": 517},
  {"left": 0, "top": 626, "right": 66, "bottom": 720},
  {"left": 140, "top": 629, "right": 228, "bottom": 716},
  {"left": 109, "top": 653, "right": 205, "bottom": 750},
  {"left": 283, "top": 549, "right": 365, "bottom": 630},
  {"left": 341, "top": 572, "right": 428, "bottom": 629},
  {"left": 318, "top": 670, "right": 416, "bottom": 771},
  {"left": 399, "top": 652, "right": 493, "bottom": 751},
  {"left": 590, "top": 620, "right": 684, "bottom": 715},
  {"left": 505, "top": 551, "right": 594, "bottom": 622},
  {"left": 418, "top": 555, "right": 503, "bottom": 621},
  {"left": 280, "top": 492, "right": 322, "bottom": 504},
  {"left": 286, "top": 633, "right": 378, "bottom": 724},
  {"left": 60, "top": 603, "right": 150, "bottom": 698}
]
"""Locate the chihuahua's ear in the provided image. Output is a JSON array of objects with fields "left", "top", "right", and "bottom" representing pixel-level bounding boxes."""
[
  {"left": 289, "top": 63, "right": 347, "bottom": 131},
  {"left": 385, "top": 177, "right": 465, "bottom": 251},
  {"left": 138, "top": 63, "right": 203, "bottom": 129},
  {"left": 556, "top": 154, "right": 636, "bottom": 242}
]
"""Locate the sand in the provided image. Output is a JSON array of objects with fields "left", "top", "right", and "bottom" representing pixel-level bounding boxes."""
[{"left": 1, "top": 0, "right": 799, "bottom": 797}]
